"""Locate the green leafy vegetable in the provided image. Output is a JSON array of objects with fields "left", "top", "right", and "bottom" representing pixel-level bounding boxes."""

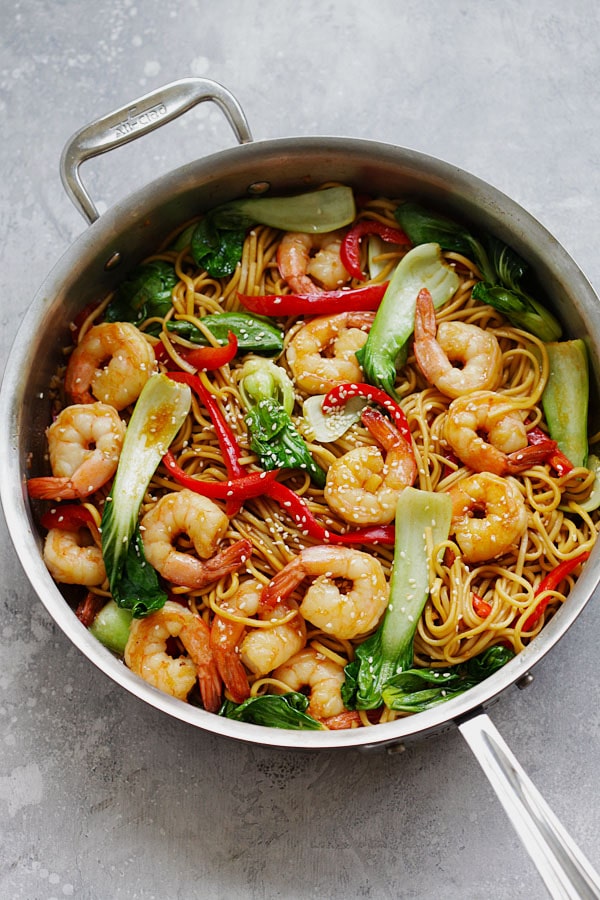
[
  {"left": 542, "top": 339, "right": 589, "bottom": 467},
  {"left": 166, "top": 313, "right": 284, "bottom": 355},
  {"left": 105, "top": 260, "right": 178, "bottom": 324},
  {"left": 381, "top": 645, "right": 515, "bottom": 712},
  {"left": 342, "top": 487, "right": 452, "bottom": 709},
  {"left": 238, "top": 357, "right": 295, "bottom": 414},
  {"left": 395, "top": 201, "right": 562, "bottom": 342},
  {"left": 191, "top": 186, "right": 356, "bottom": 278},
  {"left": 191, "top": 216, "right": 246, "bottom": 278},
  {"left": 356, "top": 242, "right": 460, "bottom": 399},
  {"left": 101, "top": 374, "right": 192, "bottom": 617},
  {"left": 220, "top": 692, "right": 326, "bottom": 729},
  {"left": 239, "top": 359, "right": 326, "bottom": 486}
]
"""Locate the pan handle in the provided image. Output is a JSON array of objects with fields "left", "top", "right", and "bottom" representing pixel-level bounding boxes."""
[
  {"left": 59, "top": 77, "right": 253, "bottom": 224},
  {"left": 458, "top": 711, "right": 600, "bottom": 899}
]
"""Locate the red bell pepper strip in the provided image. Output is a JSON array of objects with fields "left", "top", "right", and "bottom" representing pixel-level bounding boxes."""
[
  {"left": 40, "top": 504, "right": 96, "bottom": 531},
  {"left": 162, "top": 451, "right": 279, "bottom": 500},
  {"left": 523, "top": 550, "right": 590, "bottom": 630},
  {"left": 527, "top": 426, "right": 574, "bottom": 476},
  {"left": 322, "top": 382, "right": 414, "bottom": 456},
  {"left": 167, "top": 370, "right": 246, "bottom": 516},
  {"left": 262, "top": 480, "right": 395, "bottom": 545},
  {"left": 155, "top": 331, "right": 238, "bottom": 372},
  {"left": 167, "top": 371, "right": 245, "bottom": 479},
  {"left": 472, "top": 593, "right": 493, "bottom": 618},
  {"left": 237, "top": 283, "right": 388, "bottom": 317},
  {"left": 340, "top": 220, "right": 411, "bottom": 280}
]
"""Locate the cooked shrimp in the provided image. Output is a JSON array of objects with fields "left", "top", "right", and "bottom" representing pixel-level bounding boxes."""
[
  {"left": 65, "top": 321, "right": 156, "bottom": 410},
  {"left": 43, "top": 525, "right": 106, "bottom": 586},
  {"left": 273, "top": 647, "right": 346, "bottom": 719},
  {"left": 413, "top": 288, "right": 502, "bottom": 398},
  {"left": 239, "top": 597, "right": 307, "bottom": 679},
  {"left": 325, "top": 407, "right": 417, "bottom": 525},
  {"left": 262, "top": 545, "right": 388, "bottom": 639},
  {"left": 286, "top": 311, "right": 374, "bottom": 394},
  {"left": 210, "top": 579, "right": 307, "bottom": 700},
  {"left": 124, "top": 600, "right": 222, "bottom": 710},
  {"left": 444, "top": 391, "right": 551, "bottom": 476},
  {"left": 448, "top": 472, "right": 528, "bottom": 563},
  {"left": 27, "top": 402, "right": 125, "bottom": 501},
  {"left": 140, "top": 489, "right": 251, "bottom": 589},
  {"left": 277, "top": 230, "right": 350, "bottom": 294}
]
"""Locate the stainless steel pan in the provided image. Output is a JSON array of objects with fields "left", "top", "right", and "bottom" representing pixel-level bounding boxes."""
[{"left": 2, "top": 78, "right": 600, "bottom": 898}]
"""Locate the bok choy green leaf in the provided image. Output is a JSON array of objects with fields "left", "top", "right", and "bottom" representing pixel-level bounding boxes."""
[
  {"left": 105, "top": 260, "right": 178, "bottom": 325},
  {"left": 395, "top": 201, "right": 562, "bottom": 342},
  {"left": 381, "top": 645, "right": 515, "bottom": 712},
  {"left": 220, "top": 692, "right": 326, "bottom": 729}
]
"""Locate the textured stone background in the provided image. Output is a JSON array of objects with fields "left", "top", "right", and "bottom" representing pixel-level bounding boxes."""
[{"left": 1, "top": 2, "right": 599, "bottom": 898}]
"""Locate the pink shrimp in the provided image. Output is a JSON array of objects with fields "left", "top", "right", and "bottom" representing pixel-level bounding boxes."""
[
  {"left": 277, "top": 230, "right": 350, "bottom": 294},
  {"left": 27, "top": 402, "right": 125, "bottom": 501},
  {"left": 124, "top": 601, "right": 222, "bottom": 711},
  {"left": 140, "top": 490, "right": 251, "bottom": 590},
  {"left": 210, "top": 579, "right": 306, "bottom": 703},
  {"left": 324, "top": 406, "right": 417, "bottom": 525}
]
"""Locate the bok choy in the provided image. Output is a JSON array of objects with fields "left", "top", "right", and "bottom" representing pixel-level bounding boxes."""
[
  {"left": 101, "top": 374, "right": 191, "bottom": 617},
  {"left": 356, "top": 243, "right": 460, "bottom": 399},
  {"left": 342, "top": 487, "right": 452, "bottom": 709},
  {"left": 395, "top": 201, "right": 562, "bottom": 342},
  {"left": 381, "top": 645, "right": 515, "bottom": 712},
  {"left": 220, "top": 692, "right": 326, "bottom": 730},
  {"left": 191, "top": 186, "right": 356, "bottom": 277},
  {"left": 239, "top": 358, "right": 326, "bottom": 487}
]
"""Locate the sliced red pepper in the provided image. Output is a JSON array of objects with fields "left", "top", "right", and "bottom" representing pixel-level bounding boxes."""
[
  {"left": 527, "top": 426, "right": 574, "bottom": 476},
  {"left": 237, "top": 283, "right": 388, "bottom": 317},
  {"left": 263, "top": 480, "right": 395, "bottom": 545},
  {"left": 167, "top": 370, "right": 246, "bottom": 516},
  {"left": 167, "top": 371, "right": 245, "bottom": 479},
  {"left": 340, "top": 220, "right": 411, "bottom": 280},
  {"left": 40, "top": 504, "right": 96, "bottom": 531},
  {"left": 156, "top": 331, "right": 238, "bottom": 372},
  {"left": 162, "top": 451, "right": 278, "bottom": 499},
  {"left": 322, "top": 382, "right": 414, "bottom": 457},
  {"left": 523, "top": 550, "right": 590, "bottom": 630},
  {"left": 472, "top": 593, "right": 493, "bottom": 618}
]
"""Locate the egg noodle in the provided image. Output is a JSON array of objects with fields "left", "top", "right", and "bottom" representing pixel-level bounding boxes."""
[{"left": 35, "top": 187, "right": 598, "bottom": 728}]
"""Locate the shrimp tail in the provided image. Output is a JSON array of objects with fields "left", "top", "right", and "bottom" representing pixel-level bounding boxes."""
[
  {"left": 321, "top": 710, "right": 362, "bottom": 730},
  {"left": 197, "top": 662, "right": 223, "bottom": 713},
  {"left": 413, "top": 288, "right": 436, "bottom": 341},
  {"left": 361, "top": 406, "right": 412, "bottom": 454},
  {"left": 505, "top": 443, "right": 559, "bottom": 474},
  {"left": 212, "top": 644, "right": 251, "bottom": 704},
  {"left": 27, "top": 476, "right": 79, "bottom": 500},
  {"left": 261, "top": 557, "right": 307, "bottom": 610},
  {"left": 196, "top": 538, "right": 253, "bottom": 588},
  {"left": 182, "top": 616, "right": 223, "bottom": 713}
]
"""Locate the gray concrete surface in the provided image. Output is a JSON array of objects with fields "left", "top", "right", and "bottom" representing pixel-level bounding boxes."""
[{"left": 1, "top": 1, "right": 600, "bottom": 898}]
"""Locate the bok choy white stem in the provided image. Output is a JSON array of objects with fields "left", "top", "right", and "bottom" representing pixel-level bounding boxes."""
[{"left": 101, "top": 374, "right": 191, "bottom": 617}]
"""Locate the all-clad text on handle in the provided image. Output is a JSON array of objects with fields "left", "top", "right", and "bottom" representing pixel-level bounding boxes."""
[{"left": 60, "top": 77, "right": 253, "bottom": 224}]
